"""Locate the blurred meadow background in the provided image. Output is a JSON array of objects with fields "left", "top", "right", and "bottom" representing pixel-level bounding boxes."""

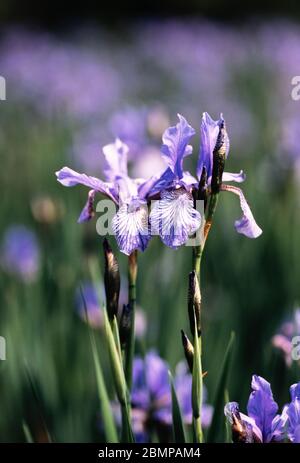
[{"left": 1, "top": 3, "right": 300, "bottom": 442}]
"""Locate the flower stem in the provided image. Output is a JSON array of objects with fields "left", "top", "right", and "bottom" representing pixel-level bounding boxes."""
[{"left": 125, "top": 251, "right": 138, "bottom": 390}]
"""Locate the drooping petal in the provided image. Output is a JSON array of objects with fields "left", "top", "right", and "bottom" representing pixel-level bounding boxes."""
[
  {"left": 286, "top": 399, "right": 300, "bottom": 442},
  {"left": 247, "top": 375, "right": 278, "bottom": 442},
  {"left": 221, "top": 184, "right": 262, "bottom": 239},
  {"left": 161, "top": 114, "right": 195, "bottom": 179},
  {"left": 197, "top": 112, "right": 230, "bottom": 182},
  {"left": 102, "top": 138, "right": 129, "bottom": 181},
  {"left": 78, "top": 189, "right": 96, "bottom": 223},
  {"left": 56, "top": 167, "right": 117, "bottom": 201},
  {"left": 150, "top": 188, "right": 202, "bottom": 249},
  {"left": 112, "top": 199, "right": 150, "bottom": 255},
  {"left": 222, "top": 170, "right": 246, "bottom": 183}
]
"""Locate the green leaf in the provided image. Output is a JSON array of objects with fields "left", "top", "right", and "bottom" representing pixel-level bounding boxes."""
[
  {"left": 22, "top": 421, "right": 34, "bottom": 443},
  {"left": 90, "top": 332, "right": 119, "bottom": 443},
  {"left": 103, "top": 305, "right": 134, "bottom": 443},
  {"left": 192, "top": 316, "right": 203, "bottom": 443},
  {"left": 207, "top": 331, "right": 235, "bottom": 443},
  {"left": 169, "top": 371, "right": 186, "bottom": 443}
]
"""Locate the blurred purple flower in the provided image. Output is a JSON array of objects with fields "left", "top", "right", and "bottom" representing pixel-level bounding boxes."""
[
  {"left": 271, "top": 308, "right": 300, "bottom": 367},
  {"left": 129, "top": 351, "right": 212, "bottom": 442},
  {"left": 56, "top": 138, "right": 157, "bottom": 255},
  {"left": 1, "top": 225, "right": 40, "bottom": 282},
  {"left": 75, "top": 282, "right": 103, "bottom": 328},
  {"left": 225, "top": 375, "right": 286, "bottom": 443},
  {"left": 285, "top": 383, "right": 300, "bottom": 443}
]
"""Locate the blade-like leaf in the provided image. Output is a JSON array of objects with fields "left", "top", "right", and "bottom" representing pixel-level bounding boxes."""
[
  {"left": 90, "top": 333, "right": 119, "bottom": 443},
  {"left": 207, "top": 331, "right": 235, "bottom": 443},
  {"left": 22, "top": 421, "right": 34, "bottom": 443},
  {"left": 192, "top": 326, "right": 203, "bottom": 443},
  {"left": 169, "top": 371, "right": 186, "bottom": 443}
]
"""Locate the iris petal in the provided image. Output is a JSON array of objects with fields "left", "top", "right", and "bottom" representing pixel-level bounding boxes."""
[
  {"left": 78, "top": 189, "right": 96, "bottom": 223},
  {"left": 161, "top": 114, "right": 195, "bottom": 179},
  {"left": 56, "top": 167, "right": 117, "bottom": 201},
  {"left": 112, "top": 199, "right": 150, "bottom": 255},
  {"left": 247, "top": 375, "right": 278, "bottom": 442},
  {"left": 150, "top": 188, "right": 201, "bottom": 249},
  {"left": 221, "top": 184, "right": 262, "bottom": 239},
  {"left": 102, "top": 138, "right": 129, "bottom": 182}
]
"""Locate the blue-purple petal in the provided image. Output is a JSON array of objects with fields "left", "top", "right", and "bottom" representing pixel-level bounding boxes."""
[
  {"left": 78, "top": 189, "right": 96, "bottom": 223},
  {"left": 102, "top": 138, "right": 129, "bottom": 182},
  {"left": 112, "top": 199, "right": 150, "bottom": 255},
  {"left": 161, "top": 114, "right": 195, "bottom": 179},
  {"left": 221, "top": 184, "right": 262, "bottom": 239},
  {"left": 247, "top": 375, "right": 278, "bottom": 442},
  {"left": 56, "top": 167, "right": 117, "bottom": 201},
  {"left": 197, "top": 112, "right": 229, "bottom": 182},
  {"left": 150, "top": 188, "right": 202, "bottom": 249}
]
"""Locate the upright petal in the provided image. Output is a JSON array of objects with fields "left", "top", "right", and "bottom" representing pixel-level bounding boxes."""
[
  {"left": 102, "top": 138, "right": 129, "bottom": 182},
  {"left": 197, "top": 112, "right": 230, "bottom": 182},
  {"left": 247, "top": 375, "right": 278, "bottom": 442},
  {"left": 145, "top": 351, "right": 170, "bottom": 400},
  {"left": 161, "top": 114, "right": 195, "bottom": 179},
  {"left": 221, "top": 184, "right": 262, "bottom": 239},
  {"left": 56, "top": 167, "right": 117, "bottom": 202},
  {"left": 112, "top": 199, "right": 150, "bottom": 255},
  {"left": 150, "top": 188, "right": 202, "bottom": 249}
]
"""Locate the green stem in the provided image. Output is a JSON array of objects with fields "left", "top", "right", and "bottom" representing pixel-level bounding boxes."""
[{"left": 125, "top": 251, "right": 138, "bottom": 390}]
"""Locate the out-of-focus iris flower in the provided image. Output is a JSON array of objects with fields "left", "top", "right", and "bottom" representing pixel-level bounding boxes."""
[
  {"left": 284, "top": 383, "right": 300, "bottom": 443},
  {"left": 224, "top": 375, "right": 289, "bottom": 443},
  {"left": 0, "top": 225, "right": 40, "bottom": 282},
  {"left": 271, "top": 308, "right": 300, "bottom": 366},
  {"left": 56, "top": 138, "right": 156, "bottom": 256},
  {"left": 75, "top": 282, "right": 103, "bottom": 328},
  {"left": 129, "top": 351, "right": 212, "bottom": 442}
]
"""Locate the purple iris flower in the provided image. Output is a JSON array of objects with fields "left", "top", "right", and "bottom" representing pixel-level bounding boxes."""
[
  {"left": 75, "top": 282, "right": 103, "bottom": 328},
  {"left": 198, "top": 112, "right": 262, "bottom": 239},
  {"left": 284, "top": 383, "right": 300, "bottom": 443},
  {"left": 272, "top": 308, "right": 300, "bottom": 367},
  {"left": 149, "top": 114, "right": 202, "bottom": 248},
  {"left": 130, "top": 351, "right": 212, "bottom": 442},
  {"left": 225, "top": 375, "right": 286, "bottom": 443},
  {"left": 1, "top": 225, "right": 40, "bottom": 282},
  {"left": 56, "top": 138, "right": 154, "bottom": 256},
  {"left": 149, "top": 112, "right": 261, "bottom": 249}
]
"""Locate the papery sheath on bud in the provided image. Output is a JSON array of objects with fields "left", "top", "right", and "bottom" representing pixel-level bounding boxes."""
[
  {"left": 103, "top": 238, "right": 120, "bottom": 320},
  {"left": 211, "top": 117, "right": 228, "bottom": 194},
  {"left": 181, "top": 330, "right": 194, "bottom": 373},
  {"left": 188, "top": 271, "right": 201, "bottom": 338}
]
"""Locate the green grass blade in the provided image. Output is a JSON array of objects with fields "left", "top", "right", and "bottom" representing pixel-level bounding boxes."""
[
  {"left": 90, "top": 333, "right": 119, "bottom": 443},
  {"left": 192, "top": 329, "right": 203, "bottom": 443},
  {"left": 22, "top": 421, "right": 34, "bottom": 443},
  {"left": 207, "top": 331, "right": 235, "bottom": 443},
  {"left": 169, "top": 371, "right": 186, "bottom": 443}
]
